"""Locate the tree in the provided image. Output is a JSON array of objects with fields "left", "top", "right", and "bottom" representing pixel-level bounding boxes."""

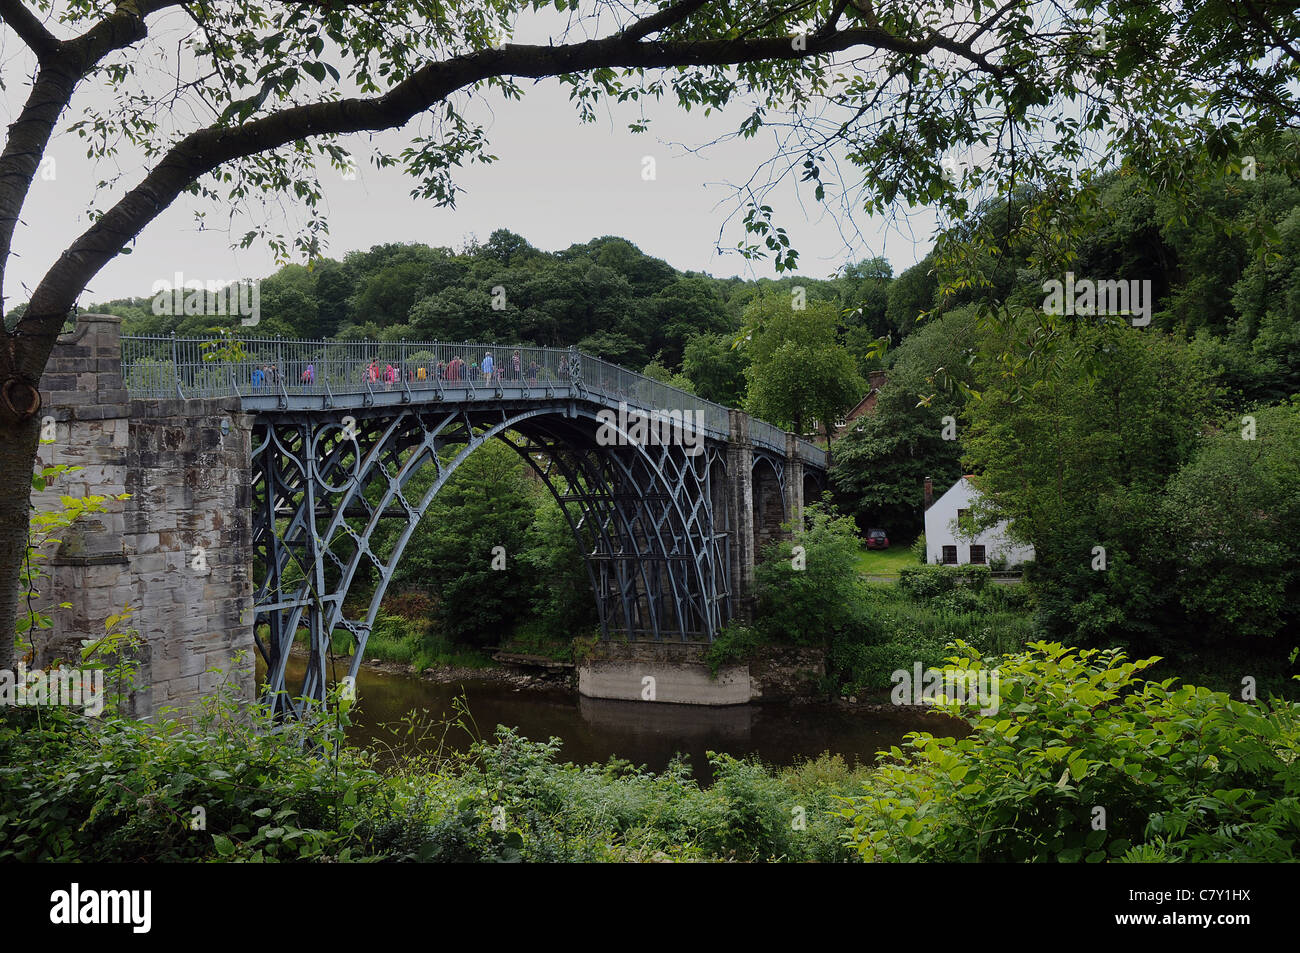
[
  {"left": 2, "top": 0, "right": 1298, "bottom": 670},
  {"left": 385, "top": 441, "right": 539, "bottom": 648},
  {"left": 754, "top": 502, "right": 866, "bottom": 647},
  {"left": 830, "top": 307, "right": 977, "bottom": 538},
  {"left": 962, "top": 319, "right": 1217, "bottom": 651},
  {"left": 642, "top": 360, "right": 695, "bottom": 393},
  {"left": 645, "top": 277, "right": 729, "bottom": 368},
  {"left": 741, "top": 297, "right": 864, "bottom": 436},
  {"left": 682, "top": 332, "right": 746, "bottom": 406},
  {"left": 517, "top": 490, "right": 599, "bottom": 638},
  {"left": 1148, "top": 400, "right": 1300, "bottom": 646},
  {"left": 885, "top": 255, "right": 938, "bottom": 338}
]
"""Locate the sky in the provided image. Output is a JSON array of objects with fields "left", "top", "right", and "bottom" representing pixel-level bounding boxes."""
[{"left": 4, "top": 7, "right": 944, "bottom": 307}]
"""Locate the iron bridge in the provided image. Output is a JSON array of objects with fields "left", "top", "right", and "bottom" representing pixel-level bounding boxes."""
[{"left": 122, "top": 334, "right": 828, "bottom": 715}]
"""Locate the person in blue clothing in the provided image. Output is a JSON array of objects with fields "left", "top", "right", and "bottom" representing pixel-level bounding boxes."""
[
  {"left": 251, "top": 366, "right": 264, "bottom": 389},
  {"left": 482, "top": 351, "right": 494, "bottom": 383}
]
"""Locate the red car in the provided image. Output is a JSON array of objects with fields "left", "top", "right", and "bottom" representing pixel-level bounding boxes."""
[{"left": 865, "top": 528, "right": 890, "bottom": 549}]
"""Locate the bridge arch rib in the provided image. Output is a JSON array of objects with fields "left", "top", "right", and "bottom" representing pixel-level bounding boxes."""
[{"left": 252, "top": 401, "right": 731, "bottom": 714}]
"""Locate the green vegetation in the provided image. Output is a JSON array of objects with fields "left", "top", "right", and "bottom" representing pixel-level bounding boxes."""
[
  {"left": 840, "top": 642, "right": 1300, "bottom": 863},
  {"left": 0, "top": 677, "right": 867, "bottom": 863},
  {"left": 851, "top": 541, "right": 917, "bottom": 578},
  {"left": 743, "top": 503, "right": 1037, "bottom": 697},
  {"left": 739, "top": 296, "right": 865, "bottom": 436},
  {"left": 4, "top": 638, "right": 1294, "bottom": 863}
]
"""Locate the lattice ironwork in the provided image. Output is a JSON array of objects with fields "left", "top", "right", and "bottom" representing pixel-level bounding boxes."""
[{"left": 252, "top": 400, "right": 738, "bottom": 715}]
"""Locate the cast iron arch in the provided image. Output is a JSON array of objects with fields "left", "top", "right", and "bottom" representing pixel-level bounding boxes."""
[{"left": 251, "top": 401, "right": 731, "bottom": 714}]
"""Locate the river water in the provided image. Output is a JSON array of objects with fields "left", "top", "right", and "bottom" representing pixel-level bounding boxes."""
[{"left": 279, "top": 656, "right": 961, "bottom": 783}]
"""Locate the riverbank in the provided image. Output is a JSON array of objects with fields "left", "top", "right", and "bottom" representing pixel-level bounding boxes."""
[{"left": 289, "top": 643, "right": 572, "bottom": 693}]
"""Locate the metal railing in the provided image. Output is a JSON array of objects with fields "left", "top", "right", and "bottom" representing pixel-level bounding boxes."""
[{"left": 120, "top": 333, "right": 825, "bottom": 465}]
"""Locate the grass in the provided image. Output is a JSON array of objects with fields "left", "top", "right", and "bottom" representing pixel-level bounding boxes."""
[
  {"left": 272, "top": 618, "right": 494, "bottom": 671},
  {"left": 852, "top": 539, "right": 920, "bottom": 579}
]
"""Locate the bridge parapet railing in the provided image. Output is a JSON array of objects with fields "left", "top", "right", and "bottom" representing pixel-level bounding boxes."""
[
  {"left": 121, "top": 335, "right": 581, "bottom": 399},
  {"left": 797, "top": 438, "right": 828, "bottom": 470},
  {"left": 579, "top": 353, "right": 730, "bottom": 439},
  {"left": 749, "top": 418, "right": 785, "bottom": 454},
  {"left": 120, "top": 334, "right": 825, "bottom": 467}
]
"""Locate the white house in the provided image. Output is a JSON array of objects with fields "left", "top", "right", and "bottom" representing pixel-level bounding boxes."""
[{"left": 923, "top": 476, "right": 1035, "bottom": 568}]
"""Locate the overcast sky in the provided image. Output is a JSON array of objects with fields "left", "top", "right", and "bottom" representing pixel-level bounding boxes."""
[{"left": 5, "top": 9, "right": 943, "bottom": 306}]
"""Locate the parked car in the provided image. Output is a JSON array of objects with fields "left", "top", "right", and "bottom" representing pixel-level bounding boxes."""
[{"left": 865, "top": 528, "right": 890, "bottom": 549}]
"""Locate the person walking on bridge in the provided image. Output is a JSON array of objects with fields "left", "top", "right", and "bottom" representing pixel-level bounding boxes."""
[{"left": 482, "top": 351, "right": 494, "bottom": 384}]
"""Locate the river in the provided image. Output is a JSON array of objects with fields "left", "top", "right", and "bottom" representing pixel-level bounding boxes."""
[{"left": 279, "top": 656, "right": 960, "bottom": 783}]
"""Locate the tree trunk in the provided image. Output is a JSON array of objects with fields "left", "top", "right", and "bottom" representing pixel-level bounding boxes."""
[{"left": 0, "top": 414, "right": 40, "bottom": 673}]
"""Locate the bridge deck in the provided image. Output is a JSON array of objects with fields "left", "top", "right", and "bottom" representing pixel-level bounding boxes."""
[{"left": 121, "top": 334, "right": 828, "bottom": 469}]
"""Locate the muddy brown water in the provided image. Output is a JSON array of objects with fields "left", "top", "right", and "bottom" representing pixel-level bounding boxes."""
[{"left": 277, "top": 655, "right": 963, "bottom": 784}]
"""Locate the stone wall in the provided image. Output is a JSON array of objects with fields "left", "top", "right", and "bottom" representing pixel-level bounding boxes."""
[
  {"left": 748, "top": 645, "right": 825, "bottom": 702},
  {"left": 753, "top": 464, "right": 786, "bottom": 553},
  {"left": 34, "top": 314, "right": 255, "bottom": 717}
]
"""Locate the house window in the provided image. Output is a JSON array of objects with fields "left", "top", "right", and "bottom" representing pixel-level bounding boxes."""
[
  {"left": 969, "top": 545, "right": 986, "bottom": 565},
  {"left": 957, "top": 508, "right": 970, "bottom": 528},
  {"left": 941, "top": 545, "right": 958, "bottom": 565}
]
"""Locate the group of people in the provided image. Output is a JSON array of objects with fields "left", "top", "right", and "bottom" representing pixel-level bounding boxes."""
[
  {"left": 249, "top": 363, "right": 280, "bottom": 389},
  {"left": 248, "top": 349, "right": 561, "bottom": 392},
  {"left": 362, "top": 350, "right": 540, "bottom": 388}
]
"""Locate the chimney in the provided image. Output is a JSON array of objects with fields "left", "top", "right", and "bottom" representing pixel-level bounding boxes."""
[
  {"left": 924, "top": 476, "right": 933, "bottom": 510},
  {"left": 868, "top": 370, "right": 887, "bottom": 392}
]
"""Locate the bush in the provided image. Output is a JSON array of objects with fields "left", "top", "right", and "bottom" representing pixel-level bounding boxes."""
[
  {"left": 755, "top": 502, "right": 869, "bottom": 646},
  {"left": 705, "top": 622, "right": 767, "bottom": 676},
  {"left": 838, "top": 641, "right": 1300, "bottom": 862},
  {"left": 826, "top": 584, "right": 1038, "bottom": 694},
  {"left": 898, "top": 565, "right": 959, "bottom": 598},
  {"left": 898, "top": 563, "right": 991, "bottom": 598}
]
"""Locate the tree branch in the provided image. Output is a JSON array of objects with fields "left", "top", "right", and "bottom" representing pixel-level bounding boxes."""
[
  {"left": 13, "top": 15, "right": 1006, "bottom": 384},
  {"left": 0, "top": 0, "right": 59, "bottom": 61},
  {"left": 0, "top": 1, "right": 178, "bottom": 337},
  {"left": 620, "top": 0, "right": 712, "bottom": 43}
]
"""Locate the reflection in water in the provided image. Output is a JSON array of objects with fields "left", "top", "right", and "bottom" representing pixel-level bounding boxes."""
[{"left": 277, "top": 656, "right": 962, "bottom": 784}]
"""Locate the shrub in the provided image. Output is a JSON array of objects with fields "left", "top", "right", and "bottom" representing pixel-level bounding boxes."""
[
  {"left": 705, "top": 622, "right": 767, "bottom": 676},
  {"left": 755, "top": 502, "right": 869, "bottom": 646},
  {"left": 0, "top": 694, "right": 865, "bottom": 863},
  {"left": 899, "top": 563, "right": 992, "bottom": 598},
  {"left": 898, "top": 565, "right": 959, "bottom": 599},
  {"left": 838, "top": 641, "right": 1300, "bottom": 862}
]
